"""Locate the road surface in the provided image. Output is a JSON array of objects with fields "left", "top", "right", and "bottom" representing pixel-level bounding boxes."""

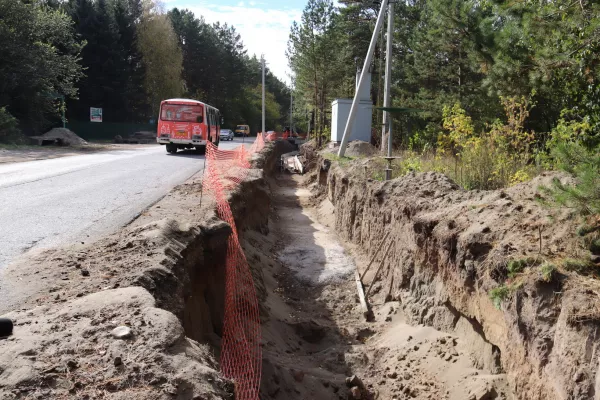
[{"left": 0, "top": 139, "right": 243, "bottom": 270}]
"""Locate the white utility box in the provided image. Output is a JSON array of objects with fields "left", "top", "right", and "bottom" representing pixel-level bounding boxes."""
[
  {"left": 331, "top": 99, "right": 373, "bottom": 143},
  {"left": 331, "top": 70, "right": 372, "bottom": 143}
]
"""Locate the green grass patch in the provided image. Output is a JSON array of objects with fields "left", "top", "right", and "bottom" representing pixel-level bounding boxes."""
[
  {"left": 561, "top": 258, "right": 596, "bottom": 275},
  {"left": 540, "top": 262, "right": 557, "bottom": 282},
  {"left": 322, "top": 152, "right": 356, "bottom": 166},
  {"left": 507, "top": 257, "right": 542, "bottom": 278},
  {"left": 489, "top": 285, "right": 512, "bottom": 309},
  {"left": 489, "top": 282, "right": 523, "bottom": 310}
]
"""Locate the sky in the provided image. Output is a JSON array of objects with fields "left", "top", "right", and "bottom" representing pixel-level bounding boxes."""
[{"left": 164, "top": 0, "right": 307, "bottom": 85}]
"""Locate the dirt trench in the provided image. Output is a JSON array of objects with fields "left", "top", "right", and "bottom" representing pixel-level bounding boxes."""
[
  {"left": 0, "top": 142, "right": 285, "bottom": 399},
  {"left": 246, "top": 173, "right": 514, "bottom": 400}
]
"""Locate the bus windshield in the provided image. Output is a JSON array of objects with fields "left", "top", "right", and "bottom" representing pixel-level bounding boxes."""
[
  {"left": 236, "top": 125, "right": 246, "bottom": 130},
  {"left": 161, "top": 103, "right": 203, "bottom": 122}
]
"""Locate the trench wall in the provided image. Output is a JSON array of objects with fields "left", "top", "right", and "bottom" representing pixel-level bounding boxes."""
[
  {"left": 317, "top": 158, "right": 600, "bottom": 400},
  {"left": 0, "top": 140, "right": 291, "bottom": 399}
]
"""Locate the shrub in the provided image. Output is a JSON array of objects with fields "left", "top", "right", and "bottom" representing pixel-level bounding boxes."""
[
  {"left": 0, "top": 107, "right": 22, "bottom": 144},
  {"left": 436, "top": 97, "right": 536, "bottom": 190}
]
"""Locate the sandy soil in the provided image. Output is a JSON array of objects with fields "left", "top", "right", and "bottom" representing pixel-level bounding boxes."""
[
  {"left": 246, "top": 173, "right": 513, "bottom": 400},
  {"left": 0, "top": 143, "right": 154, "bottom": 164}
]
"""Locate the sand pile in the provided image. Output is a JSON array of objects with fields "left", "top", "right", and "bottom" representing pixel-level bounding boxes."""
[
  {"left": 345, "top": 140, "right": 376, "bottom": 157},
  {"left": 40, "top": 128, "right": 87, "bottom": 146}
]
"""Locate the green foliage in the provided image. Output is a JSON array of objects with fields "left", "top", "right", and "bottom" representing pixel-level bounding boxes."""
[
  {"left": 169, "top": 9, "right": 289, "bottom": 131},
  {"left": 540, "top": 142, "right": 600, "bottom": 217},
  {"left": 138, "top": 1, "right": 184, "bottom": 117},
  {"left": 0, "top": 0, "right": 289, "bottom": 135},
  {"left": 588, "top": 239, "right": 600, "bottom": 254},
  {"left": 507, "top": 257, "right": 542, "bottom": 279},
  {"left": 489, "top": 285, "right": 511, "bottom": 310},
  {"left": 540, "top": 263, "right": 557, "bottom": 283},
  {"left": 323, "top": 152, "right": 355, "bottom": 165},
  {"left": 561, "top": 258, "right": 596, "bottom": 275},
  {"left": 292, "top": 0, "right": 600, "bottom": 151},
  {"left": 0, "top": 108, "right": 23, "bottom": 143},
  {"left": 64, "top": 0, "right": 149, "bottom": 123},
  {"left": 0, "top": 0, "right": 84, "bottom": 133},
  {"left": 436, "top": 99, "right": 536, "bottom": 189},
  {"left": 288, "top": 0, "right": 347, "bottom": 139}
]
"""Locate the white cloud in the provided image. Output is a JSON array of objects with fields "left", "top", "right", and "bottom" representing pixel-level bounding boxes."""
[{"left": 186, "top": 2, "right": 301, "bottom": 84}]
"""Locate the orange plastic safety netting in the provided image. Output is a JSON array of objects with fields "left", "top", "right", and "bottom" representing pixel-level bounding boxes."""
[{"left": 203, "top": 134, "right": 266, "bottom": 399}]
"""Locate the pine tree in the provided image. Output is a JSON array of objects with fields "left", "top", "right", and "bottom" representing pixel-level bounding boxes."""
[{"left": 0, "top": 0, "right": 83, "bottom": 134}]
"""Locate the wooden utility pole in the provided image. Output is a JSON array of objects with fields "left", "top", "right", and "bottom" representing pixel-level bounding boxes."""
[{"left": 338, "top": 0, "right": 390, "bottom": 157}]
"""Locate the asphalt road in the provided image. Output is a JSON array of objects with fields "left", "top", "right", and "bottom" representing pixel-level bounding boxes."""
[{"left": 0, "top": 139, "right": 243, "bottom": 270}]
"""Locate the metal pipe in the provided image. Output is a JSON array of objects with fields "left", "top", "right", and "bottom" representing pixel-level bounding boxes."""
[
  {"left": 382, "top": 1, "right": 394, "bottom": 154},
  {"left": 388, "top": 116, "right": 393, "bottom": 158},
  {"left": 337, "top": 0, "right": 390, "bottom": 157}
]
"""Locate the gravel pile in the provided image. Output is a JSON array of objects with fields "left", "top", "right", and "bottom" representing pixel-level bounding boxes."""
[
  {"left": 40, "top": 128, "right": 87, "bottom": 146},
  {"left": 345, "top": 140, "right": 376, "bottom": 157}
]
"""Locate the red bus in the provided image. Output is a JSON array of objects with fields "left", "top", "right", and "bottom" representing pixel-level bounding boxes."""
[{"left": 156, "top": 98, "right": 221, "bottom": 154}]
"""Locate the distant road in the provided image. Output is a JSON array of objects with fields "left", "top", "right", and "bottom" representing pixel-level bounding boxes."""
[{"left": 0, "top": 139, "right": 241, "bottom": 270}]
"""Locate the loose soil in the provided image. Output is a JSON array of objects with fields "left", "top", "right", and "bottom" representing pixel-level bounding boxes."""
[
  {"left": 38, "top": 128, "right": 88, "bottom": 146},
  {"left": 2, "top": 137, "right": 597, "bottom": 400},
  {"left": 248, "top": 173, "right": 513, "bottom": 400},
  {"left": 0, "top": 141, "right": 284, "bottom": 399}
]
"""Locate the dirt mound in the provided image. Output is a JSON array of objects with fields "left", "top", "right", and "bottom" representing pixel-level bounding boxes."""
[
  {"left": 40, "top": 128, "right": 87, "bottom": 146},
  {"left": 0, "top": 287, "right": 233, "bottom": 399},
  {"left": 345, "top": 140, "right": 376, "bottom": 157}
]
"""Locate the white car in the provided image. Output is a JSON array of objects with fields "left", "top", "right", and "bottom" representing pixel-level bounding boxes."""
[{"left": 219, "top": 129, "right": 234, "bottom": 141}]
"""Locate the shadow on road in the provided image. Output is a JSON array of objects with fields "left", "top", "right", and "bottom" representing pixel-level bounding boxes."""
[{"left": 166, "top": 150, "right": 206, "bottom": 159}]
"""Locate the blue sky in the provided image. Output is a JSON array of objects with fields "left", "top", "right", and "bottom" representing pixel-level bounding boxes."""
[{"left": 163, "top": 0, "right": 309, "bottom": 84}]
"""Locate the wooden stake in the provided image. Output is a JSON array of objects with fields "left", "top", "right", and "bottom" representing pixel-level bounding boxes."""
[
  {"left": 360, "top": 231, "right": 391, "bottom": 280},
  {"left": 355, "top": 270, "right": 374, "bottom": 321},
  {"left": 366, "top": 240, "right": 394, "bottom": 298}
]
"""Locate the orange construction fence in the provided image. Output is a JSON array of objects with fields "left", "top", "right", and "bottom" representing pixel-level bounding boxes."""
[{"left": 203, "top": 134, "right": 266, "bottom": 399}]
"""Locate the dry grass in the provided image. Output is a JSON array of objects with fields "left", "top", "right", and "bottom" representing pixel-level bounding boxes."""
[{"left": 566, "top": 277, "right": 600, "bottom": 324}]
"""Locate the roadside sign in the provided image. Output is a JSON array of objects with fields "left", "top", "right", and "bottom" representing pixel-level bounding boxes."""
[{"left": 90, "top": 107, "right": 103, "bottom": 123}]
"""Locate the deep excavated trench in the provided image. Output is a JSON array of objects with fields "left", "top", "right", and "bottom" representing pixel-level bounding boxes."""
[
  {"left": 1, "top": 141, "right": 596, "bottom": 399},
  {"left": 7, "top": 142, "right": 584, "bottom": 400},
  {"left": 144, "top": 140, "right": 595, "bottom": 400},
  {"left": 161, "top": 143, "right": 517, "bottom": 399},
  {"left": 242, "top": 172, "right": 515, "bottom": 400}
]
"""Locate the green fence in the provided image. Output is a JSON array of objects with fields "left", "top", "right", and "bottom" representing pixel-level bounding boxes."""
[{"left": 66, "top": 121, "right": 157, "bottom": 141}]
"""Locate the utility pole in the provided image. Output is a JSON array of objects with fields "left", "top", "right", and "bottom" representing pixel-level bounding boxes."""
[
  {"left": 338, "top": 0, "right": 390, "bottom": 157},
  {"left": 382, "top": 1, "right": 394, "bottom": 155},
  {"left": 290, "top": 83, "right": 293, "bottom": 134},
  {"left": 261, "top": 54, "right": 266, "bottom": 135}
]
